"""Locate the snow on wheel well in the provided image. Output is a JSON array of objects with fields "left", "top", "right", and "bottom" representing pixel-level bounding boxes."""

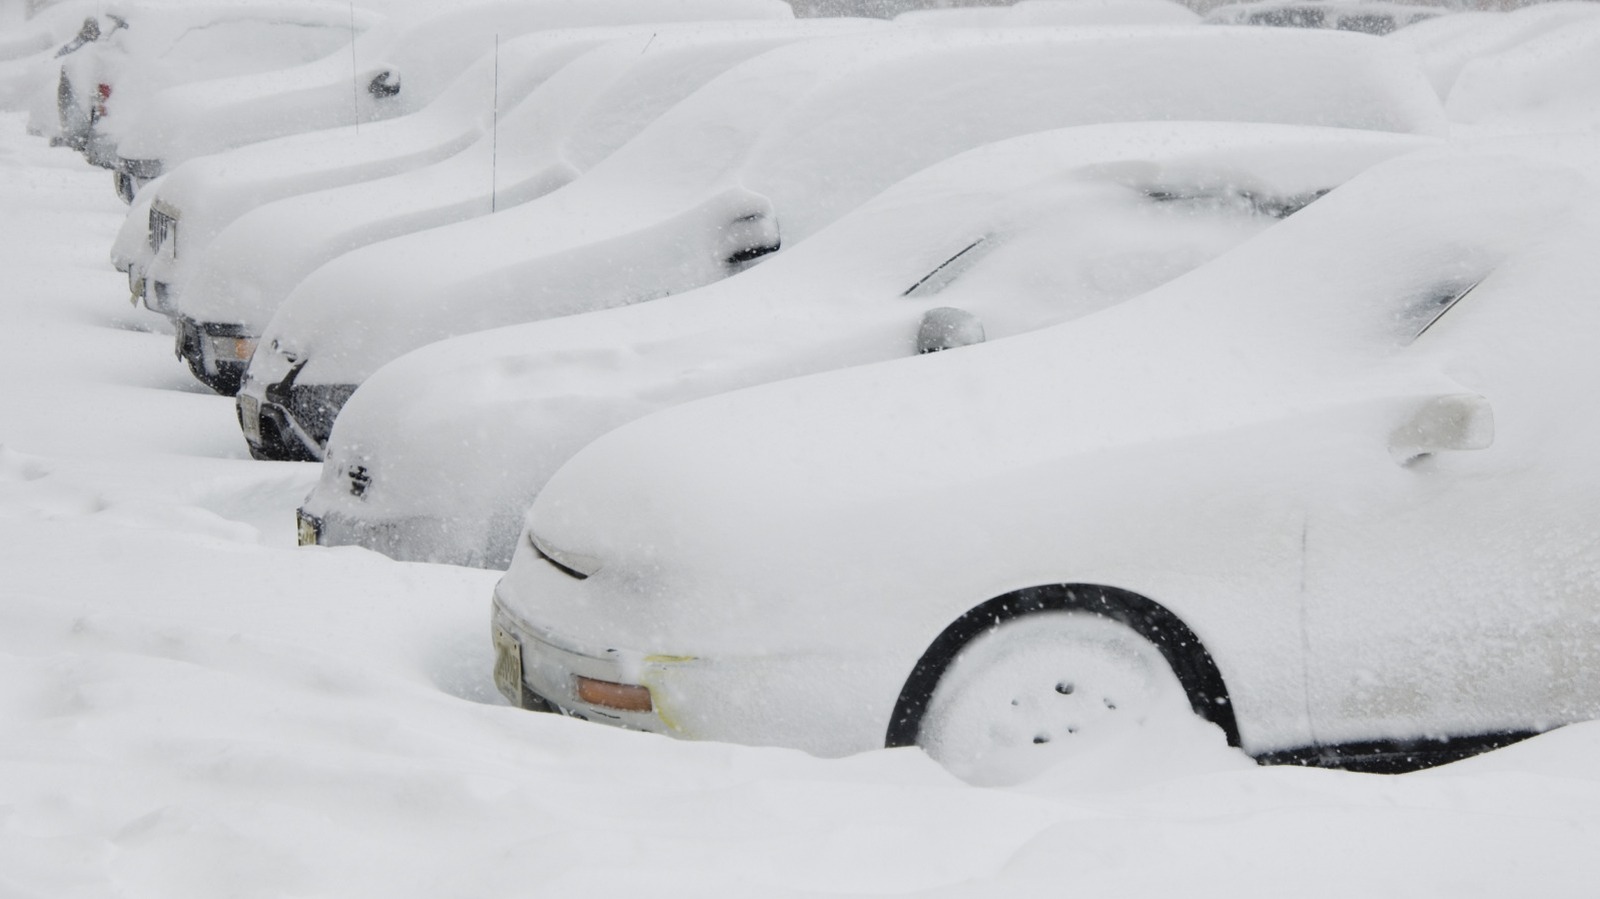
[{"left": 884, "top": 583, "right": 1241, "bottom": 750}]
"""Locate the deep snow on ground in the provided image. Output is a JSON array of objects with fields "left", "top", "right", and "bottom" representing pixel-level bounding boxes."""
[{"left": 3, "top": 110, "right": 1600, "bottom": 897}]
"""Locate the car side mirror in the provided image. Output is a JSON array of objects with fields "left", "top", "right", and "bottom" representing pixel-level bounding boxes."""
[
  {"left": 716, "top": 190, "right": 780, "bottom": 274},
  {"left": 367, "top": 69, "right": 401, "bottom": 98},
  {"left": 917, "top": 307, "right": 984, "bottom": 354},
  {"left": 1389, "top": 394, "right": 1493, "bottom": 465}
]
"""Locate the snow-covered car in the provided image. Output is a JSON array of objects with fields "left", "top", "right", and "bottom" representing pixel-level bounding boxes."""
[
  {"left": 42, "top": 2, "right": 376, "bottom": 188},
  {"left": 301, "top": 122, "right": 1434, "bottom": 568},
  {"left": 149, "top": 20, "right": 879, "bottom": 394},
  {"left": 488, "top": 135, "right": 1600, "bottom": 783},
  {"left": 895, "top": 0, "right": 1198, "bottom": 28},
  {"left": 1389, "top": 1, "right": 1600, "bottom": 101},
  {"left": 1436, "top": 10, "right": 1600, "bottom": 137},
  {"left": 237, "top": 25, "right": 1447, "bottom": 461},
  {"left": 2, "top": 2, "right": 119, "bottom": 112},
  {"left": 1204, "top": 0, "right": 1442, "bottom": 36},
  {"left": 106, "top": 0, "right": 791, "bottom": 188}
]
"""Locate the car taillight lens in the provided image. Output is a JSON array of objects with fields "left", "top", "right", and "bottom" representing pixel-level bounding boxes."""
[{"left": 95, "top": 82, "right": 111, "bottom": 118}]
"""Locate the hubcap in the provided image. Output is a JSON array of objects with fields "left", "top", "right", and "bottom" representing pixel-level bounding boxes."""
[{"left": 919, "top": 611, "right": 1192, "bottom": 786}]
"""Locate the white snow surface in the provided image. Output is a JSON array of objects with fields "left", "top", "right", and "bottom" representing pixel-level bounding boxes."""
[
  {"left": 4, "top": 111, "right": 1600, "bottom": 896},
  {"left": 258, "top": 25, "right": 1445, "bottom": 388},
  {"left": 171, "top": 19, "right": 883, "bottom": 330}
]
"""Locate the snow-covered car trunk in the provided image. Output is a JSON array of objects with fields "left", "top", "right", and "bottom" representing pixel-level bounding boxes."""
[
  {"left": 304, "top": 122, "right": 1435, "bottom": 568},
  {"left": 493, "top": 135, "right": 1600, "bottom": 773},
  {"left": 154, "top": 19, "right": 882, "bottom": 392},
  {"left": 237, "top": 25, "right": 1447, "bottom": 461},
  {"left": 107, "top": 0, "right": 792, "bottom": 179}
]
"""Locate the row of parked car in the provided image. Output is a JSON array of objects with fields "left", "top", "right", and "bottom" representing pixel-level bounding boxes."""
[{"left": 14, "top": 0, "right": 1600, "bottom": 785}]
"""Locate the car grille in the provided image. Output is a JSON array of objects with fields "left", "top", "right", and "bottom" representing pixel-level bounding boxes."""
[{"left": 148, "top": 203, "right": 177, "bottom": 257}]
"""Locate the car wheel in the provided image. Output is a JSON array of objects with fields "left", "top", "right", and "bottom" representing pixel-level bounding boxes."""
[{"left": 914, "top": 610, "right": 1197, "bottom": 786}]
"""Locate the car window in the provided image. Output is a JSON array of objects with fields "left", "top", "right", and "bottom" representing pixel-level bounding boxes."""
[
  {"left": 1335, "top": 13, "right": 1398, "bottom": 35},
  {"left": 902, "top": 237, "right": 994, "bottom": 298},
  {"left": 1143, "top": 184, "right": 1329, "bottom": 219},
  {"left": 1405, "top": 277, "right": 1483, "bottom": 342}
]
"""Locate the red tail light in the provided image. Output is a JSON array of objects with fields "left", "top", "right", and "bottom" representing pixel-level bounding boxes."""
[{"left": 94, "top": 82, "right": 111, "bottom": 118}]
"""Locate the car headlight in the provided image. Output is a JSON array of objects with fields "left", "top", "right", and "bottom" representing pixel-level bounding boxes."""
[
  {"left": 527, "top": 531, "right": 602, "bottom": 580},
  {"left": 203, "top": 332, "right": 258, "bottom": 364}
]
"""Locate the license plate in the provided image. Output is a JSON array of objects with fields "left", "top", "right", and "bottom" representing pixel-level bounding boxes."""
[
  {"left": 239, "top": 393, "right": 261, "bottom": 443},
  {"left": 493, "top": 626, "right": 525, "bottom": 706},
  {"left": 295, "top": 509, "right": 321, "bottom": 547}
]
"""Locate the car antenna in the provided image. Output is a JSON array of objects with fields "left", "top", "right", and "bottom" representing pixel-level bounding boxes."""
[
  {"left": 348, "top": 0, "right": 359, "bottom": 134},
  {"left": 491, "top": 33, "right": 500, "bottom": 213}
]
